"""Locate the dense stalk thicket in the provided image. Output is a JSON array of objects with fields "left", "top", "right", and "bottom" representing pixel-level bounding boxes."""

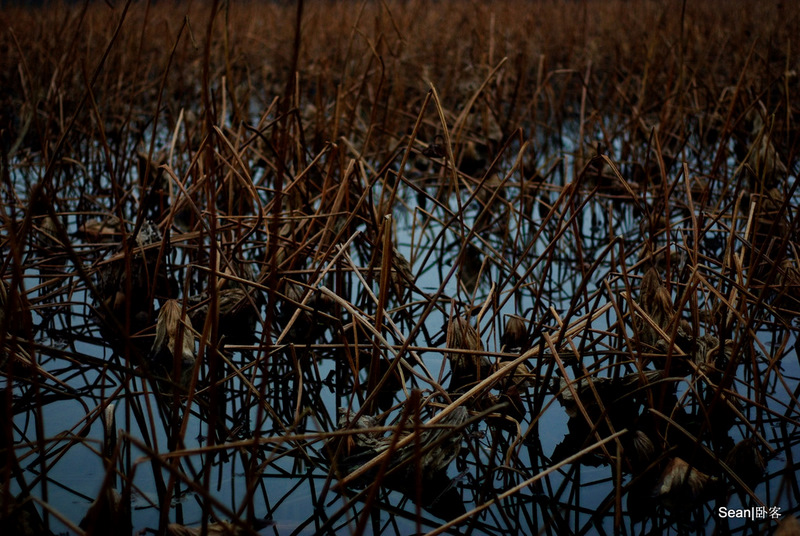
[{"left": 1, "top": 1, "right": 798, "bottom": 535}]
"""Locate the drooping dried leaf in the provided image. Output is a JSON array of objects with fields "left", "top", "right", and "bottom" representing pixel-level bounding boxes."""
[
  {"left": 775, "top": 516, "right": 800, "bottom": 536},
  {"left": 500, "top": 314, "right": 527, "bottom": 351},
  {"left": 637, "top": 267, "right": 675, "bottom": 346},
  {"left": 166, "top": 521, "right": 260, "bottom": 536},
  {"left": 653, "top": 457, "right": 717, "bottom": 510},
  {"left": 558, "top": 370, "right": 663, "bottom": 418},
  {"left": 151, "top": 299, "right": 195, "bottom": 369},
  {"left": 78, "top": 217, "right": 122, "bottom": 242},
  {"left": 188, "top": 288, "right": 259, "bottom": 345},
  {"left": 446, "top": 316, "right": 491, "bottom": 389},
  {"left": 725, "top": 438, "right": 765, "bottom": 490}
]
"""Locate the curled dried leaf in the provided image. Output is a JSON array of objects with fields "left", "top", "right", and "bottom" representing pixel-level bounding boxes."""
[
  {"left": 638, "top": 267, "right": 675, "bottom": 346},
  {"left": 653, "top": 457, "right": 717, "bottom": 510},
  {"left": 725, "top": 438, "right": 765, "bottom": 490},
  {"left": 446, "top": 316, "right": 491, "bottom": 390},
  {"left": 500, "top": 314, "right": 527, "bottom": 351},
  {"left": 774, "top": 516, "right": 800, "bottom": 536},
  {"left": 78, "top": 216, "right": 122, "bottom": 242},
  {"left": 151, "top": 299, "right": 195, "bottom": 367}
]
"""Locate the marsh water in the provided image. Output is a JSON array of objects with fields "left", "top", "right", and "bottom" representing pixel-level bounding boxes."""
[{"left": 5, "top": 118, "right": 799, "bottom": 535}]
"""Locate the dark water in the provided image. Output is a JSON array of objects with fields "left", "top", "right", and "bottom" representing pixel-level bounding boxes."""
[{"left": 3, "top": 111, "right": 800, "bottom": 536}]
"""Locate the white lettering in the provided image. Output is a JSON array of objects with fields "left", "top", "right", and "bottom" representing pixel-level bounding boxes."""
[
  {"left": 717, "top": 506, "right": 781, "bottom": 519},
  {"left": 718, "top": 507, "right": 762, "bottom": 519}
]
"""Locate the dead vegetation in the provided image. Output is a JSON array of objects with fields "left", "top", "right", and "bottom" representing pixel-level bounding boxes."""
[{"left": 1, "top": 0, "right": 799, "bottom": 534}]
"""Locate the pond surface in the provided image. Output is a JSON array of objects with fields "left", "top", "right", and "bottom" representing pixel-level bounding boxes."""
[{"left": 4, "top": 113, "right": 799, "bottom": 536}]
